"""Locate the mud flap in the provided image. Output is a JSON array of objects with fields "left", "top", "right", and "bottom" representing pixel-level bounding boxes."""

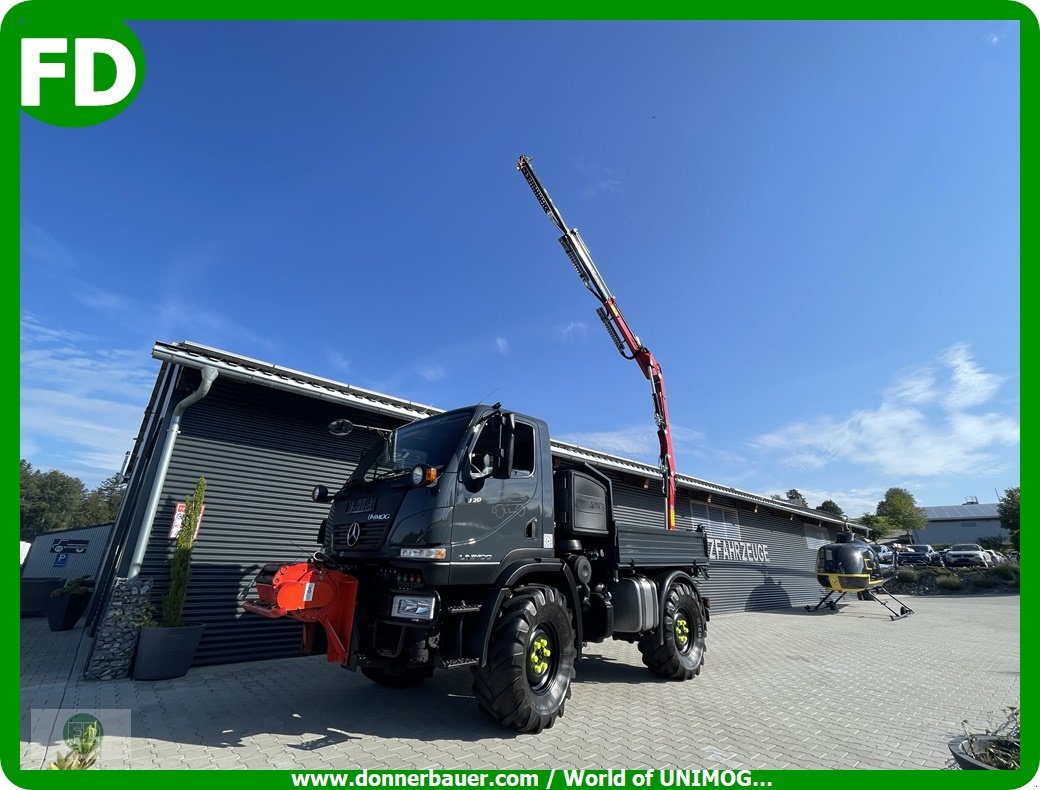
[{"left": 244, "top": 562, "right": 358, "bottom": 665}]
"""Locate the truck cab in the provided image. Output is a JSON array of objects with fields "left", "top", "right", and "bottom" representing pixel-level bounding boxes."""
[{"left": 318, "top": 405, "right": 556, "bottom": 586}]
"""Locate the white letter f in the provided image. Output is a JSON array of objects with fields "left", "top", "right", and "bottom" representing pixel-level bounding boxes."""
[{"left": 21, "top": 38, "right": 67, "bottom": 106}]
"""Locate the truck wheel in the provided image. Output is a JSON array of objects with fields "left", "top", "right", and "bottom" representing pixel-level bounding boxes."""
[
  {"left": 361, "top": 666, "right": 432, "bottom": 688},
  {"left": 471, "top": 586, "right": 576, "bottom": 733},
  {"left": 638, "top": 581, "right": 705, "bottom": 680}
]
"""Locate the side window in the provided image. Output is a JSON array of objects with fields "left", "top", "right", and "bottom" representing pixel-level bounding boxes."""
[
  {"left": 511, "top": 423, "right": 535, "bottom": 477},
  {"left": 469, "top": 426, "right": 498, "bottom": 476}
]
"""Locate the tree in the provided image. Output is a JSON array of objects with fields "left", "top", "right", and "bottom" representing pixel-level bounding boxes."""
[
  {"left": 74, "top": 473, "right": 126, "bottom": 526},
  {"left": 978, "top": 535, "right": 1009, "bottom": 551},
  {"left": 20, "top": 461, "right": 87, "bottom": 540},
  {"left": 875, "top": 487, "right": 927, "bottom": 540},
  {"left": 816, "top": 499, "right": 845, "bottom": 517},
  {"left": 997, "top": 487, "right": 1019, "bottom": 533},
  {"left": 785, "top": 489, "right": 808, "bottom": 507},
  {"left": 997, "top": 487, "right": 1020, "bottom": 551},
  {"left": 771, "top": 489, "right": 808, "bottom": 506},
  {"left": 858, "top": 513, "right": 892, "bottom": 541}
]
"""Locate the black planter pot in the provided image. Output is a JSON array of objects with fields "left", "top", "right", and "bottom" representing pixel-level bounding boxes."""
[
  {"left": 20, "top": 578, "right": 64, "bottom": 617},
  {"left": 132, "top": 624, "right": 205, "bottom": 681},
  {"left": 948, "top": 735, "right": 1020, "bottom": 770},
  {"left": 47, "top": 592, "right": 92, "bottom": 631}
]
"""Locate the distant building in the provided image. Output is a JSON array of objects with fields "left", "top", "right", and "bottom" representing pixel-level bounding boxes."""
[{"left": 916, "top": 501, "right": 1004, "bottom": 545}]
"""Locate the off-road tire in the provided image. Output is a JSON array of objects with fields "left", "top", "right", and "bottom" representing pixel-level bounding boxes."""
[
  {"left": 361, "top": 666, "right": 432, "bottom": 688},
  {"left": 471, "top": 586, "right": 576, "bottom": 733},
  {"left": 638, "top": 581, "right": 706, "bottom": 680}
]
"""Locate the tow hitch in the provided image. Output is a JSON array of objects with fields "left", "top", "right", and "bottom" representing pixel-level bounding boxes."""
[{"left": 244, "top": 562, "right": 358, "bottom": 665}]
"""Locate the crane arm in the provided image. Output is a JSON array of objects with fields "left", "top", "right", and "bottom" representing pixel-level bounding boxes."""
[{"left": 517, "top": 154, "right": 678, "bottom": 530}]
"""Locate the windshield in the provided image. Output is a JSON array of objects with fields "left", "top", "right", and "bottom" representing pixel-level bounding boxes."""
[
  {"left": 950, "top": 544, "right": 982, "bottom": 551},
  {"left": 908, "top": 545, "right": 930, "bottom": 552},
  {"left": 348, "top": 410, "right": 474, "bottom": 483}
]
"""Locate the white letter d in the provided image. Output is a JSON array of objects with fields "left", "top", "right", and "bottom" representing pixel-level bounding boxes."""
[{"left": 75, "top": 38, "right": 136, "bottom": 107}]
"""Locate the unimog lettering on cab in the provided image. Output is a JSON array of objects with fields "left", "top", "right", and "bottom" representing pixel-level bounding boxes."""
[{"left": 245, "top": 157, "right": 711, "bottom": 733}]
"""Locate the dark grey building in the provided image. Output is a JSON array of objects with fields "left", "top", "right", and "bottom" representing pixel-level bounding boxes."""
[
  {"left": 917, "top": 502, "right": 1005, "bottom": 546},
  {"left": 88, "top": 341, "right": 852, "bottom": 668},
  {"left": 22, "top": 523, "right": 113, "bottom": 583}
]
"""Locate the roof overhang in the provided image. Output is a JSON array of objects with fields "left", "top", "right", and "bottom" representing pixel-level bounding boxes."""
[{"left": 152, "top": 340, "right": 851, "bottom": 529}]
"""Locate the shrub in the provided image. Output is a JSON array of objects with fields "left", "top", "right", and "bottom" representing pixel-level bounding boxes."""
[
  {"left": 896, "top": 568, "right": 920, "bottom": 583},
  {"left": 47, "top": 721, "right": 100, "bottom": 770},
  {"left": 936, "top": 574, "right": 964, "bottom": 591},
  {"left": 994, "top": 564, "right": 1018, "bottom": 581},
  {"left": 162, "top": 476, "right": 205, "bottom": 628},
  {"left": 972, "top": 575, "right": 998, "bottom": 589}
]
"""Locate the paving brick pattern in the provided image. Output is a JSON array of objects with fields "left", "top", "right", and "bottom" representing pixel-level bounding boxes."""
[{"left": 20, "top": 594, "right": 1019, "bottom": 770}]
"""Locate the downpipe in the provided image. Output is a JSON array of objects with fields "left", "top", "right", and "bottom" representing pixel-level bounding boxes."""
[{"left": 126, "top": 366, "right": 218, "bottom": 579}]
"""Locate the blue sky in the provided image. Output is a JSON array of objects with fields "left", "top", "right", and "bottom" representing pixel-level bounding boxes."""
[{"left": 20, "top": 20, "right": 1020, "bottom": 517}]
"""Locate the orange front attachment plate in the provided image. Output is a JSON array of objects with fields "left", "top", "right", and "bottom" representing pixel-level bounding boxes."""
[{"left": 245, "top": 562, "right": 358, "bottom": 665}]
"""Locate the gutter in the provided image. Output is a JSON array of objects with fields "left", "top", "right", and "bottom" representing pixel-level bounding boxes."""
[{"left": 127, "top": 366, "right": 219, "bottom": 579}]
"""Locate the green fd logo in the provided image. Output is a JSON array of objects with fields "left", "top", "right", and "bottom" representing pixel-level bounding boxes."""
[{"left": 13, "top": 4, "right": 145, "bottom": 127}]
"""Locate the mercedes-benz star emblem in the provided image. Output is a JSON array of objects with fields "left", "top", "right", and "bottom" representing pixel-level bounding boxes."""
[{"left": 345, "top": 522, "right": 362, "bottom": 547}]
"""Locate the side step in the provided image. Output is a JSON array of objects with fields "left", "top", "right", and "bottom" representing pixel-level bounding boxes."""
[
  {"left": 441, "top": 658, "right": 479, "bottom": 669},
  {"left": 444, "top": 604, "right": 482, "bottom": 614}
]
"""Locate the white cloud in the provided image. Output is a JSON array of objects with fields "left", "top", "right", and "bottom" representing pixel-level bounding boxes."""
[
  {"left": 757, "top": 485, "right": 888, "bottom": 519},
  {"left": 558, "top": 321, "right": 588, "bottom": 340},
  {"left": 558, "top": 423, "right": 703, "bottom": 461},
  {"left": 495, "top": 337, "right": 509, "bottom": 354},
  {"left": 576, "top": 160, "right": 623, "bottom": 198},
  {"left": 157, "top": 300, "right": 275, "bottom": 352},
  {"left": 752, "top": 344, "right": 1018, "bottom": 478},
  {"left": 21, "top": 318, "right": 157, "bottom": 487},
  {"left": 941, "top": 342, "right": 1001, "bottom": 409},
  {"left": 21, "top": 220, "right": 82, "bottom": 272},
  {"left": 74, "top": 284, "right": 132, "bottom": 313},
  {"left": 20, "top": 314, "right": 88, "bottom": 345},
  {"left": 418, "top": 365, "right": 447, "bottom": 383},
  {"left": 328, "top": 351, "right": 351, "bottom": 373}
]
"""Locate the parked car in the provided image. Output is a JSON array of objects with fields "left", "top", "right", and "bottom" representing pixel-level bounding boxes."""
[
  {"left": 868, "top": 543, "right": 898, "bottom": 574},
  {"left": 984, "top": 550, "right": 1006, "bottom": 565},
  {"left": 944, "top": 543, "right": 991, "bottom": 568},
  {"left": 899, "top": 544, "right": 944, "bottom": 566}
]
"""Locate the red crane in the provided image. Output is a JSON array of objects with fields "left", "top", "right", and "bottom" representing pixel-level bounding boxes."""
[{"left": 518, "top": 155, "right": 678, "bottom": 530}]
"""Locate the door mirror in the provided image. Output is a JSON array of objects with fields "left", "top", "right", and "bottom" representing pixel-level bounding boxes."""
[
  {"left": 494, "top": 412, "right": 516, "bottom": 479},
  {"left": 328, "top": 419, "right": 354, "bottom": 436}
]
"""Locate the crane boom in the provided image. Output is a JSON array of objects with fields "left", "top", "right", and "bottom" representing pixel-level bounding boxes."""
[{"left": 517, "top": 154, "right": 678, "bottom": 531}]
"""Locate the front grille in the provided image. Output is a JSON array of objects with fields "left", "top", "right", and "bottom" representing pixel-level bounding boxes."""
[
  {"left": 342, "top": 496, "right": 376, "bottom": 515},
  {"left": 331, "top": 521, "right": 392, "bottom": 552}
]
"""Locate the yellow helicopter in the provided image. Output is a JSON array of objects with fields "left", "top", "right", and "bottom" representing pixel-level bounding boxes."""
[{"left": 805, "top": 532, "right": 914, "bottom": 620}]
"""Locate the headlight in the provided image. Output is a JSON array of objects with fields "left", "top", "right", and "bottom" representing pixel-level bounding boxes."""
[
  {"left": 399, "top": 547, "right": 447, "bottom": 560},
  {"left": 392, "top": 594, "right": 436, "bottom": 621},
  {"left": 410, "top": 465, "right": 439, "bottom": 486}
]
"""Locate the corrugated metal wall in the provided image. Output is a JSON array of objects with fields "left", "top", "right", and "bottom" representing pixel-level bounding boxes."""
[
  {"left": 134, "top": 373, "right": 407, "bottom": 666},
  {"left": 22, "top": 524, "right": 113, "bottom": 582},
  {"left": 607, "top": 472, "right": 838, "bottom": 613},
  {"left": 698, "top": 507, "right": 833, "bottom": 612}
]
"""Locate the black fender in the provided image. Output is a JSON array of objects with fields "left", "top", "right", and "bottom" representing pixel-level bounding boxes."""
[
  {"left": 472, "top": 562, "right": 583, "bottom": 667},
  {"left": 650, "top": 570, "right": 705, "bottom": 646}
]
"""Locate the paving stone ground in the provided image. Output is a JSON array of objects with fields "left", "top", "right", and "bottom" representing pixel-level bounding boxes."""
[{"left": 19, "top": 594, "right": 1020, "bottom": 771}]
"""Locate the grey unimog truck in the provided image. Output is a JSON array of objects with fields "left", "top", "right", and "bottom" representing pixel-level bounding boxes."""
[{"left": 245, "top": 157, "right": 710, "bottom": 733}]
